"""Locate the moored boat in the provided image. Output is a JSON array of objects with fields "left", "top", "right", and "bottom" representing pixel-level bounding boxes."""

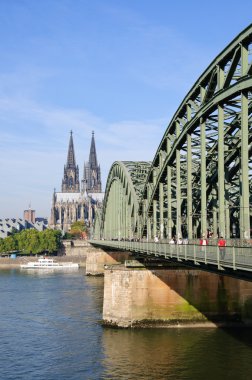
[{"left": 20, "top": 257, "right": 79, "bottom": 270}]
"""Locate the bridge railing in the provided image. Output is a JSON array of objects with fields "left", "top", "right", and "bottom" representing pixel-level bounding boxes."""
[{"left": 89, "top": 240, "right": 252, "bottom": 273}]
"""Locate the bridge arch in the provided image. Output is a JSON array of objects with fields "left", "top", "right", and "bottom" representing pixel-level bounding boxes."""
[
  {"left": 140, "top": 24, "right": 252, "bottom": 241},
  {"left": 100, "top": 161, "right": 151, "bottom": 240},
  {"left": 94, "top": 25, "right": 252, "bottom": 242}
]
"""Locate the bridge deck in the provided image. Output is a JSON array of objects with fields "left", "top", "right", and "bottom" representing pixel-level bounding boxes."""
[{"left": 90, "top": 240, "right": 252, "bottom": 280}]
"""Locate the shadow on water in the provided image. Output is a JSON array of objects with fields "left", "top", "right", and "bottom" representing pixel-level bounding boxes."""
[
  {"left": 221, "top": 327, "right": 252, "bottom": 348},
  {"left": 1, "top": 268, "right": 252, "bottom": 380},
  {"left": 101, "top": 327, "right": 252, "bottom": 380}
]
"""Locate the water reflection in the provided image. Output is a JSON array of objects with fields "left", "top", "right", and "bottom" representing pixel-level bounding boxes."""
[
  {"left": 1, "top": 269, "right": 252, "bottom": 380},
  {"left": 101, "top": 328, "right": 252, "bottom": 380}
]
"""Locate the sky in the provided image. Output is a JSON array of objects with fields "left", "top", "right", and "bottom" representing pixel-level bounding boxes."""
[{"left": 0, "top": 0, "right": 251, "bottom": 219}]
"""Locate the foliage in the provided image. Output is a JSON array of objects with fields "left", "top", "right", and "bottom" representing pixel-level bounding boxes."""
[
  {"left": 62, "top": 232, "right": 74, "bottom": 240},
  {"left": 69, "top": 221, "right": 88, "bottom": 239},
  {"left": 70, "top": 221, "right": 86, "bottom": 232},
  {"left": 0, "top": 229, "right": 62, "bottom": 255},
  {"left": 0, "top": 235, "right": 18, "bottom": 252}
]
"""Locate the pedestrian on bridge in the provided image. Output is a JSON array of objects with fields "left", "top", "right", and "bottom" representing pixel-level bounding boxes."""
[
  {"left": 177, "top": 236, "right": 183, "bottom": 255},
  {"left": 200, "top": 236, "right": 208, "bottom": 247},
  {"left": 169, "top": 237, "right": 176, "bottom": 245},
  {"left": 200, "top": 235, "right": 208, "bottom": 255},
  {"left": 169, "top": 236, "right": 176, "bottom": 255},
  {"left": 218, "top": 236, "right": 226, "bottom": 260},
  {"left": 177, "top": 237, "right": 183, "bottom": 245}
]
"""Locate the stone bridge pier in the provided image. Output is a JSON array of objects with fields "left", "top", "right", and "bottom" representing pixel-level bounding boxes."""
[
  {"left": 85, "top": 248, "right": 131, "bottom": 275},
  {"left": 102, "top": 264, "right": 252, "bottom": 328}
]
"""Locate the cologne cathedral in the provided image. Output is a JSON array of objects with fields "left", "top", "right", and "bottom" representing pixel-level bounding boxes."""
[{"left": 50, "top": 131, "right": 103, "bottom": 232}]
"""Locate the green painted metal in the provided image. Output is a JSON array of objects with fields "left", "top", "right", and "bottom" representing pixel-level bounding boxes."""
[
  {"left": 89, "top": 239, "right": 252, "bottom": 279},
  {"left": 95, "top": 25, "right": 252, "bottom": 243},
  {"left": 218, "top": 104, "right": 225, "bottom": 237},
  {"left": 100, "top": 161, "right": 151, "bottom": 240}
]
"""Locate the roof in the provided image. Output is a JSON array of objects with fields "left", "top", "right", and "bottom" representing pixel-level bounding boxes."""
[
  {"left": 55, "top": 192, "right": 86, "bottom": 203},
  {"left": 89, "top": 192, "right": 104, "bottom": 203},
  {"left": 55, "top": 191, "right": 104, "bottom": 203}
]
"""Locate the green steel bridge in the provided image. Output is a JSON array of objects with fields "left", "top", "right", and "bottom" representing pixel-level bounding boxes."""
[{"left": 91, "top": 25, "right": 252, "bottom": 278}]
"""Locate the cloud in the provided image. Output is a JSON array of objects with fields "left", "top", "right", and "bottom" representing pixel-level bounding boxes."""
[{"left": 0, "top": 93, "right": 166, "bottom": 218}]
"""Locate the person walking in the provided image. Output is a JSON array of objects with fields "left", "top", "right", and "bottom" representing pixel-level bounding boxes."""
[
  {"left": 169, "top": 236, "right": 176, "bottom": 255},
  {"left": 177, "top": 236, "right": 183, "bottom": 245},
  {"left": 177, "top": 236, "right": 183, "bottom": 256},
  {"left": 199, "top": 235, "right": 208, "bottom": 256},
  {"left": 218, "top": 236, "right": 226, "bottom": 260},
  {"left": 199, "top": 236, "right": 208, "bottom": 247}
]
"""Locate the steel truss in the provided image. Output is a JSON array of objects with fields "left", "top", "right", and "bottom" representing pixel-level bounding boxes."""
[
  {"left": 95, "top": 25, "right": 252, "bottom": 242},
  {"left": 94, "top": 161, "right": 151, "bottom": 240}
]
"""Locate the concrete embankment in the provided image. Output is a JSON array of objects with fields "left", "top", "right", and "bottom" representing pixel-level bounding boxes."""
[{"left": 0, "top": 239, "right": 101, "bottom": 269}]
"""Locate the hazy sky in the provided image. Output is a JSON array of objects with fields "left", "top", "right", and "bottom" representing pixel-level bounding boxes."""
[{"left": 0, "top": 0, "right": 251, "bottom": 219}]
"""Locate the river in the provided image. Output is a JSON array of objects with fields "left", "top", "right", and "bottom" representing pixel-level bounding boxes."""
[{"left": 0, "top": 268, "right": 252, "bottom": 380}]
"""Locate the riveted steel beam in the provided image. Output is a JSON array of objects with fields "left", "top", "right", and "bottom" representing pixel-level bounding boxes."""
[{"left": 94, "top": 25, "right": 252, "bottom": 243}]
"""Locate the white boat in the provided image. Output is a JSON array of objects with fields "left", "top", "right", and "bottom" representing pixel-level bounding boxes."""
[{"left": 20, "top": 257, "right": 79, "bottom": 270}]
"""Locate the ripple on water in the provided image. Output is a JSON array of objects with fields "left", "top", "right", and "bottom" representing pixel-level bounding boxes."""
[{"left": 1, "top": 270, "right": 252, "bottom": 380}]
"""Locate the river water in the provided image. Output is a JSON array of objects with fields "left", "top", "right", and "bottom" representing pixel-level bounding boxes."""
[{"left": 1, "top": 268, "right": 252, "bottom": 380}]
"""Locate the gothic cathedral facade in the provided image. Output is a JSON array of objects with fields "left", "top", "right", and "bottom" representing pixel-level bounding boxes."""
[{"left": 50, "top": 131, "right": 103, "bottom": 232}]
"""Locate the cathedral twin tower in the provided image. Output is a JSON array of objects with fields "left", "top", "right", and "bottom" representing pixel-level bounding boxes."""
[
  {"left": 50, "top": 131, "right": 103, "bottom": 232},
  {"left": 62, "top": 130, "right": 101, "bottom": 194}
]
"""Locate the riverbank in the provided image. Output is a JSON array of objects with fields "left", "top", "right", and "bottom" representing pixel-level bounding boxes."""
[{"left": 0, "top": 255, "right": 86, "bottom": 269}]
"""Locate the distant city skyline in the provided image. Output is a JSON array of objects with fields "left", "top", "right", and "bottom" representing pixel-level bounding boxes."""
[{"left": 0, "top": 0, "right": 251, "bottom": 218}]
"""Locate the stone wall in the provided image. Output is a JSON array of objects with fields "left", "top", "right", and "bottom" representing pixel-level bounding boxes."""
[
  {"left": 59, "top": 239, "right": 91, "bottom": 257},
  {"left": 86, "top": 249, "right": 131, "bottom": 275},
  {"left": 0, "top": 241, "right": 120, "bottom": 270},
  {"left": 103, "top": 266, "right": 252, "bottom": 328}
]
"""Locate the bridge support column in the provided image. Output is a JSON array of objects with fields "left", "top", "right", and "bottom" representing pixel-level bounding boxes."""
[
  {"left": 186, "top": 105, "right": 193, "bottom": 239},
  {"left": 86, "top": 249, "right": 131, "bottom": 275},
  {"left": 147, "top": 216, "right": 151, "bottom": 241},
  {"left": 176, "top": 122, "right": 182, "bottom": 238},
  {"left": 218, "top": 104, "right": 225, "bottom": 237},
  {"left": 200, "top": 119, "right": 207, "bottom": 237},
  {"left": 153, "top": 200, "right": 157, "bottom": 239},
  {"left": 167, "top": 136, "right": 173, "bottom": 239},
  {"left": 103, "top": 266, "right": 252, "bottom": 327},
  {"left": 159, "top": 183, "right": 164, "bottom": 240},
  {"left": 240, "top": 90, "right": 250, "bottom": 239}
]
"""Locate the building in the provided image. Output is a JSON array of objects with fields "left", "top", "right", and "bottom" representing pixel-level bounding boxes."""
[
  {"left": 0, "top": 218, "right": 47, "bottom": 239},
  {"left": 24, "top": 206, "right": 35, "bottom": 224},
  {"left": 62, "top": 131, "right": 80, "bottom": 192},
  {"left": 50, "top": 131, "right": 104, "bottom": 232},
  {"left": 83, "top": 131, "right": 102, "bottom": 193}
]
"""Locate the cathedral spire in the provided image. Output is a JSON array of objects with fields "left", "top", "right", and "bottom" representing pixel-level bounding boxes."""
[
  {"left": 82, "top": 131, "right": 102, "bottom": 193},
  {"left": 66, "top": 130, "right": 76, "bottom": 168},
  {"left": 89, "top": 131, "right": 98, "bottom": 169},
  {"left": 62, "top": 131, "right": 80, "bottom": 192}
]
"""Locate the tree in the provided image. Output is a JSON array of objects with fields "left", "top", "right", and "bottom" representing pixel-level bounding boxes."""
[
  {"left": 0, "top": 238, "right": 4, "bottom": 253},
  {"left": 2, "top": 235, "right": 18, "bottom": 252},
  {"left": 70, "top": 221, "right": 88, "bottom": 239},
  {"left": 42, "top": 229, "right": 62, "bottom": 253},
  {"left": 0, "top": 228, "right": 62, "bottom": 255}
]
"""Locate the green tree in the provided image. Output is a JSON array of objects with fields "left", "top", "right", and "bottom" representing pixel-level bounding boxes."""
[
  {"left": 27, "top": 230, "right": 41, "bottom": 254},
  {"left": 0, "top": 228, "right": 62, "bottom": 255},
  {"left": 17, "top": 230, "right": 32, "bottom": 253},
  {"left": 0, "top": 238, "right": 4, "bottom": 253},
  {"left": 2, "top": 235, "right": 18, "bottom": 252},
  {"left": 42, "top": 229, "right": 62, "bottom": 253},
  {"left": 63, "top": 232, "right": 74, "bottom": 240},
  {"left": 70, "top": 221, "right": 87, "bottom": 239}
]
